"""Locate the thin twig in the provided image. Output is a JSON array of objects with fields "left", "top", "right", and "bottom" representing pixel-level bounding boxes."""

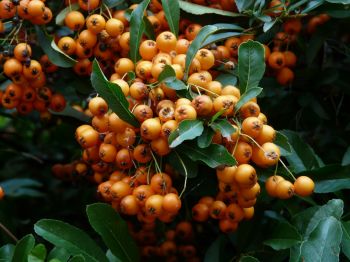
[{"left": 0, "top": 222, "right": 18, "bottom": 243}]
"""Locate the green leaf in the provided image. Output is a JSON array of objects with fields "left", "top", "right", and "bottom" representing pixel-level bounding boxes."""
[
  {"left": 237, "top": 40, "right": 265, "bottom": 93},
  {"left": 169, "top": 119, "right": 204, "bottom": 148},
  {"left": 47, "top": 247, "right": 70, "bottom": 262},
  {"left": 34, "top": 219, "right": 108, "bottom": 262},
  {"left": 158, "top": 65, "right": 176, "bottom": 82},
  {"left": 143, "top": 16, "right": 156, "bottom": 40},
  {"left": 235, "top": 87, "right": 263, "bottom": 111},
  {"left": 35, "top": 26, "right": 76, "bottom": 68},
  {"left": 28, "top": 244, "right": 47, "bottom": 262},
  {"left": 129, "top": 0, "right": 151, "bottom": 63},
  {"left": 264, "top": 222, "right": 302, "bottom": 250},
  {"left": 210, "top": 119, "right": 236, "bottom": 139},
  {"left": 280, "top": 130, "right": 322, "bottom": 173},
  {"left": 202, "top": 32, "right": 241, "bottom": 47},
  {"left": 49, "top": 106, "right": 90, "bottom": 123},
  {"left": 86, "top": 203, "right": 139, "bottom": 262},
  {"left": 69, "top": 255, "right": 85, "bottom": 262},
  {"left": 12, "top": 234, "right": 35, "bottom": 262},
  {"left": 167, "top": 151, "right": 198, "bottom": 178},
  {"left": 298, "top": 217, "right": 342, "bottom": 262},
  {"left": 161, "top": 0, "right": 180, "bottom": 37},
  {"left": 301, "top": 0, "right": 325, "bottom": 13},
  {"left": 106, "top": 250, "right": 122, "bottom": 262},
  {"left": 215, "top": 74, "right": 237, "bottom": 86},
  {"left": 315, "top": 178, "right": 350, "bottom": 193},
  {"left": 55, "top": 3, "right": 80, "bottom": 25},
  {"left": 341, "top": 221, "right": 350, "bottom": 259},
  {"left": 0, "top": 244, "right": 15, "bottom": 262},
  {"left": 103, "top": 0, "right": 126, "bottom": 8},
  {"left": 184, "top": 25, "right": 218, "bottom": 79},
  {"left": 197, "top": 127, "right": 215, "bottom": 148},
  {"left": 235, "top": 0, "right": 254, "bottom": 12},
  {"left": 91, "top": 60, "right": 139, "bottom": 127},
  {"left": 179, "top": 1, "right": 244, "bottom": 17},
  {"left": 239, "top": 256, "right": 260, "bottom": 262},
  {"left": 204, "top": 235, "right": 228, "bottom": 262},
  {"left": 177, "top": 141, "right": 236, "bottom": 168},
  {"left": 263, "top": 19, "right": 278, "bottom": 32},
  {"left": 274, "top": 131, "right": 292, "bottom": 156},
  {"left": 326, "top": 0, "right": 350, "bottom": 3},
  {"left": 0, "top": 178, "right": 44, "bottom": 198},
  {"left": 342, "top": 147, "right": 350, "bottom": 166},
  {"left": 304, "top": 199, "right": 343, "bottom": 238},
  {"left": 163, "top": 77, "right": 188, "bottom": 90}
]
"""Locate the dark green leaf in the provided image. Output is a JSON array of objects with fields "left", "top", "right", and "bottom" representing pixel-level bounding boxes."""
[
  {"left": 298, "top": 217, "right": 342, "bottom": 262},
  {"left": 239, "top": 256, "right": 260, "bottom": 262},
  {"left": 325, "top": 0, "right": 350, "bottom": 4},
  {"left": 106, "top": 250, "right": 122, "bottom": 262},
  {"left": 264, "top": 222, "right": 302, "bottom": 250},
  {"left": 177, "top": 141, "right": 236, "bottom": 168},
  {"left": 158, "top": 65, "right": 176, "bottom": 82},
  {"left": 103, "top": 0, "right": 126, "bottom": 8},
  {"left": 215, "top": 74, "right": 237, "bottom": 86},
  {"left": 235, "top": 87, "right": 263, "bottom": 111},
  {"left": 34, "top": 219, "right": 108, "bottom": 262},
  {"left": 292, "top": 206, "right": 320, "bottom": 234},
  {"left": 161, "top": 0, "right": 180, "bottom": 37},
  {"left": 12, "top": 235, "right": 35, "bottom": 262},
  {"left": 129, "top": 0, "right": 151, "bottom": 63},
  {"left": 235, "top": 0, "right": 254, "bottom": 12},
  {"left": 301, "top": 0, "right": 325, "bottom": 13},
  {"left": 179, "top": 1, "right": 244, "bottom": 17},
  {"left": 280, "top": 130, "right": 322, "bottom": 173},
  {"left": 69, "top": 255, "right": 85, "bottom": 262},
  {"left": 35, "top": 26, "right": 76, "bottom": 68},
  {"left": 202, "top": 31, "right": 241, "bottom": 47},
  {"left": 341, "top": 221, "right": 350, "bottom": 260},
  {"left": 167, "top": 151, "right": 198, "bottom": 178},
  {"left": 49, "top": 106, "right": 90, "bottom": 123},
  {"left": 315, "top": 178, "right": 350, "bottom": 193},
  {"left": 91, "top": 60, "right": 139, "bottom": 127},
  {"left": 204, "top": 235, "right": 228, "bottom": 262},
  {"left": 342, "top": 147, "right": 350, "bottom": 166},
  {"left": 55, "top": 3, "right": 80, "bottom": 25},
  {"left": 274, "top": 131, "right": 292, "bottom": 156},
  {"left": 210, "top": 119, "right": 236, "bottom": 139},
  {"left": 163, "top": 77, "right": 188, "bottom": 90},
  {"left": 47, "top": 247, "right": 70, "bottom": 262},
  {"left": 305, "top": 199, "right": 343, "bottom": 238},
  {"left": 197, "top": 127, "right": 215, "bottom": 148},
  {"left": 86, "top": 203, "right": 139, "bottom": 262},
  {"left": 0, "top": 178, "right": 44, "bottom": 198},
  {"left": 0, "top": 244, "right": 15, "bottom": 262},
  {"left": 211, "top": 23, "right": 244, "bottom": 31},
  {"left": 237, "top": 40, "right": 265, "bottom": 93},
  {"left": 28, "top": 244, "right": 47, "bottom": 262},
  {"left": 263, "top": 19, "right": 278, "bottom": 32},
  {"left": 185, "top": 25, "right": 218, "bottom": 79},
  {"left": 143, "top": 16, "right": 156, "bottom": 40},
  {"left": 169, "top": 120, "right": 204, "bottom": 148}
]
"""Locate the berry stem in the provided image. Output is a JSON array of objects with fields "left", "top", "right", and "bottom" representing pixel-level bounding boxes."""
[
  {"left": 174, "top": 151, "right": 188, "bottom": 198},
  {"left": 0, "top": 222, "right": 18, "bottom": 243}
]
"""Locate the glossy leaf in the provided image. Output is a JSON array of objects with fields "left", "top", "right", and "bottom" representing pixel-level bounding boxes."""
[
  {"left": 215, "top": 73, "right": 237, "bottom": 86},
  {"left": 201, "top": 31, "right": 241, "bottom": 47},
  {"left": 161, "top": 0, "right": 180, "bottom": 36},
  {"left": 28, "top": 244, "right": 47, "bottom": 262},
  {"left": 264, "top": 222, "right": 302, "bottom": 250},
  {"left": 184, "top": 25, "right": 218, "bottom": 79},
  {"left": 69, "top": 254, "right": 86, "bottom": 262},
  {"left": 167, "top": 151, "right": 198, "bottom": 178},
  {"left": 158, "top": 65, "right": 176, "bottom": 82},
  {"left": 12, "top": 234, "right": 35, "bottom": 262},
  {"left": 237, "top": 40, "right": 265, "bottom": 93},
  {"left": 177, "top": 141, "right": 236, "bottom": 168},
  {"left": 204, "top": 235, "right": 228, "bottom": 262},
  {"left": 129, "top": 0, "right": 151, "bottom": 63},
  {"left": 34, "top": 219, "right": 108, "bottom": 262},
  {"left": 55, "top": 3, "right": 80, "bottom": 25},
  {"left": 301, "top": 0, "right": 325, "bottom": 13},
  {"left": 91, "top": 60, "right": 139, "bottom": 127},
  {"left": 179, "top": 1, "right": 244, "bottom": 17},
  {"left": 143, "top": 16, "right": 156, "bottom": 40},
  {"left": 35, "top": 26, "right": 76, "bottom": 68},
  {"left": 235, "top": 87, "right": 263, "bottom": 111},
  {"left": 47, "top": 247, "right": 70, "bottom": 262},
  {"left": 0, "top": 244, "right": 15, "bottom": 262},
  {"left": 235, "top": 0, "right": 254, "bottom": 12},
  {"left": 49, "top": 106, "right": 90, "bottom": 123},
  {"left": 341, "top": 221, "right": 350, "bottom": 259},
  {"left": 210, "top": 119, "right": 236, "bottom": 139},
  {"left": 326, "top": 0, "right": 350, "bottom": 3},
  {"left": 169, "top": 120, "right": 204, "bottom": 148},
  {"left": 103, "top": 0, "right": 126, "bottom": 8},
  {"left": 274, "top": 131, "right": 292, "bottom": 156},
  {"left": 163, "top": 77, "right": 188, "bottom": 90},
  {"left": 197, "top": 127, "right": 215, "bottom": 148},
  {"left": 86, "top": 203, "right": 139, "bottom": 262}
]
